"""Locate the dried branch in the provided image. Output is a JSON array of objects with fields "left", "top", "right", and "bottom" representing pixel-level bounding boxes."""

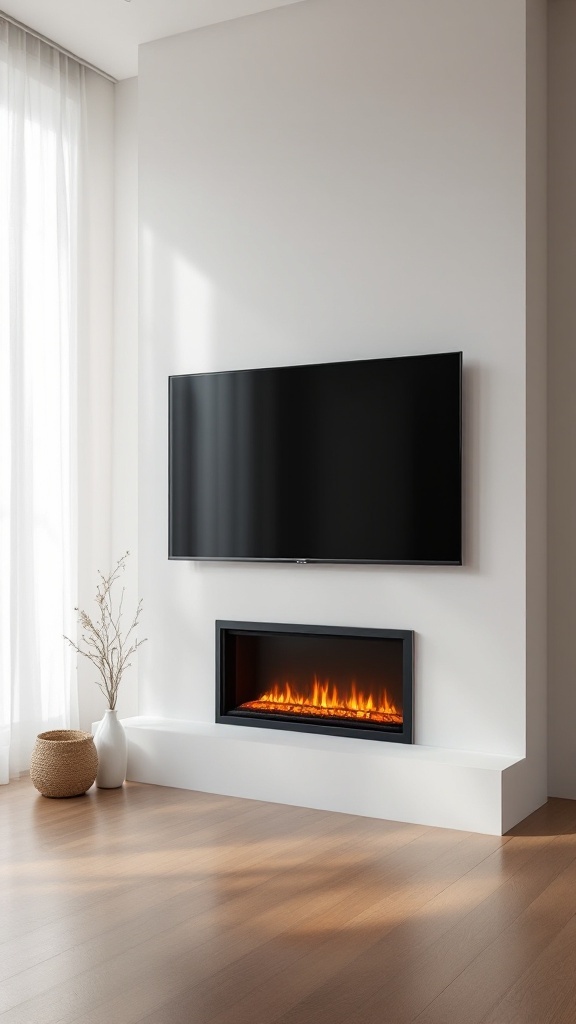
[{"left": 64, "top": 552, "right": 147, "bottom": 710}]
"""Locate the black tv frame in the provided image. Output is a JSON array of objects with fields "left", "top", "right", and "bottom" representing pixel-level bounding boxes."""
[{"left": 168, "top": 352, "right": 463, "bottom": 566}]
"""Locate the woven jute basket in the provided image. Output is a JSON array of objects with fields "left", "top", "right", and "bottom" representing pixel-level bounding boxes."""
[{"left": 30, "top": 730, "right": 98, "bottom": 798}]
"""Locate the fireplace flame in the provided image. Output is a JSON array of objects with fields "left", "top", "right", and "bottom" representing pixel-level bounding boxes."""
[{"left": 239, "top": 677, "right": 402, "bottom": 724}]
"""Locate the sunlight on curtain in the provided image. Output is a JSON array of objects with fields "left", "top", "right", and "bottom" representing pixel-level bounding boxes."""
[{"left": 0, "top": 19, "right": 83, "bottom": 781}]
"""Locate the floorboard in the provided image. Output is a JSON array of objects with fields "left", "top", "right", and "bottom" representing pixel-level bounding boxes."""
[{"left": 1, "top": 779, "right": 575, "bottom": 1024}]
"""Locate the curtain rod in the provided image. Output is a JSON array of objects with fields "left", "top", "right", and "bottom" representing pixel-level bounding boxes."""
[{"left": 0, "top": 9, "right": 118, "bottom": 84}]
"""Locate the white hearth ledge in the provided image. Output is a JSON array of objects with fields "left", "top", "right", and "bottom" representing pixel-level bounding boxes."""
[{"left": 106, "top": 716, "right": 524, "bottom": 836}]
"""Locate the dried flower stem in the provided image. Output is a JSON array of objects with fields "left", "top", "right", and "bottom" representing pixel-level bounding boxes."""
[{"left": 64, "top": 552, "right": 147, "bottom": 710}]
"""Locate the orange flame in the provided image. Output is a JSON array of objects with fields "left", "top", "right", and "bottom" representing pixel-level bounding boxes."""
[{"left": 239, "top": 676, "right": 402, "bottom": 725}]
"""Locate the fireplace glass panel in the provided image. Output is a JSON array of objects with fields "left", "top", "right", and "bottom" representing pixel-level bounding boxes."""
[{"left": 217, "top": 622, "right": 413, "bottom": 743}]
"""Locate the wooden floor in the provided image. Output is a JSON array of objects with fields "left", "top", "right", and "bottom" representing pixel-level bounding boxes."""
[{"left": 2, "top": 783, "right": 576, "bottom": 1024}]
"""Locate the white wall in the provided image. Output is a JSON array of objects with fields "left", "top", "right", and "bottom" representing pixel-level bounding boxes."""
[
  {"left": 136, "top": 0, "right": 546, "bottom": 825},
  {"left": 505, "top": 0, "right": 548, "bottom": 826},
  {"left": 548, "top": 0, "right": 576, "bottom": 798},
  {"left": 78, "top": 70, "right": 115, "bottom": 730},
  {"left": 111, "top": 77, "right": 140, "bottom": 719},
  {"left": 77, "top": 73, "right": 139, "bottom": 730}
]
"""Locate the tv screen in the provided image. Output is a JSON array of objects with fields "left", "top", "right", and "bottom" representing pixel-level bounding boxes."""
[{"left": 169, "top": 352, "right": 462, "bottom": 564}]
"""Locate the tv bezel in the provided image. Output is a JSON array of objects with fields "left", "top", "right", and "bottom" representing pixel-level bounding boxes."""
[{"left": 168, "top": 352, "right": 463, "bottom": 566}]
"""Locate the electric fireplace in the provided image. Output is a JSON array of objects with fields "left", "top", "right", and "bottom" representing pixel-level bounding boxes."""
[{"left": 216, "top": 621, "right": 414, "bottom": 743}]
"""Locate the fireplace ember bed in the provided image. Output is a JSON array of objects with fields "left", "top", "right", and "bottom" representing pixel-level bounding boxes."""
[{"left": 216, "top": 621, "right": 414, "bottom": 743}]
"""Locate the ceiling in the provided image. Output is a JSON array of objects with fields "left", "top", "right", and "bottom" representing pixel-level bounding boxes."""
[{"left": 1, "top": 0, "right": 306, "bottom": 80}]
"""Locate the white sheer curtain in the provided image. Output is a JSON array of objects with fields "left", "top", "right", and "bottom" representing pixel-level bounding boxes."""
[{"left": 0, "top": 18, "right": 84, "bottom": 781}]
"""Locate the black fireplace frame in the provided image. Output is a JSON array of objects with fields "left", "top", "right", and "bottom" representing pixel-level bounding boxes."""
[{"left": 215, "top": 620, "right": 414, "bottom": 743}]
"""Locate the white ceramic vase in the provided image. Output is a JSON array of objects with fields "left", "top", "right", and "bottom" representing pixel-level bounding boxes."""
[{"left": 94, "top": 709, "right": 127, "bottom": 789}]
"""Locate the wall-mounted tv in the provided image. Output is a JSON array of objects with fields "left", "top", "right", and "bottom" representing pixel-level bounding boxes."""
[{"left": 169, "top": 352, "right": 462, "bottom": 565}]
